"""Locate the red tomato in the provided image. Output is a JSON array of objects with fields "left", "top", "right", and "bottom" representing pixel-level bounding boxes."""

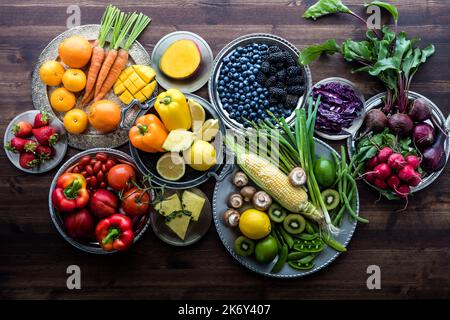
[
  {"left": 121, "top": 187, "right": 151, "bottom": 216},
  {"left": 107, "top": 164, "right": 136, "bottom": 191}
]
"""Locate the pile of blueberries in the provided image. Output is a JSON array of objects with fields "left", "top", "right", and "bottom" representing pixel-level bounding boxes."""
[{"left": 217, "top": 42, "right": 305, "bottom": 126}]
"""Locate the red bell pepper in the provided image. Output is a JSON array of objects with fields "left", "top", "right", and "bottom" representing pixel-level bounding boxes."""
[
  {"left": 95, "top": 214, "right": 134, "bottom": 251},
  {"left": 51, "top": 173, "right": 89, "bottom": 212}
]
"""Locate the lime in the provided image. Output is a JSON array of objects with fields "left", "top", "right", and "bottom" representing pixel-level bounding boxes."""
[
  {"left": 255, "top": 236, "right": 278, "bottom": 263},
  {"left": 184, "top": 140, "right": 217, "bottom": 171},
  {"left": 314, "top": 157, "right": 336, "bottom": 188},
  {"left": 196, "top": 119, "right": 219, "bottom": 142},
  {"left": 156, "top": 153, "right": 186, "bottom": 181},
  {"left": 188, "top": 99, "right": 205, "bottom": 132},
  {"left": 238, "top": 209, "right": 271, "bottom": 240}
]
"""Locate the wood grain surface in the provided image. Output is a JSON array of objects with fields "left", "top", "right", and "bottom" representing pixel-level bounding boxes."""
[{"left": 1, "top": 0, "right": 450, "bottom": 300}]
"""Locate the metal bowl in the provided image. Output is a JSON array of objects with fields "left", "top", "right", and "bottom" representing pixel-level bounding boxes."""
[
  {"left": 347, "top": 91, "right": 450, "bottom": 193},
  {"left": 208, "top": 33, "right": 312, "bottom": 130},
  {"left": 48, "top": 148, "right": 152, "bottom": 254},
  {"left": 122, "top": 94, "right": 229, "bottom": 189},
  {"left": 310, "top": 77, "right": 366, "bottom": 141}
]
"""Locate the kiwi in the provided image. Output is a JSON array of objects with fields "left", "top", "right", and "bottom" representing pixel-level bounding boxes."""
[
  {"left": 234, "top": 236, "right": 255, "bottom": 257},
  {"left": 268, "top": 203, "right": 286, "bottom": 223},
  {"left": 321, "top": 189, "right": 340, "bottom": 210},
  {"left": 283, "top": 214, "right": 306, "bottom": 235}
]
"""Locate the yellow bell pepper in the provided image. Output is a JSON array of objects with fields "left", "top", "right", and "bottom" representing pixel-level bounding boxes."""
[{"left": 154, "top": 89, "right": 192, "bottom": 131}]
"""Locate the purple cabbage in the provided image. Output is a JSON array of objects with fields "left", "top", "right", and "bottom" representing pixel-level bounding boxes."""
[{"left": 312, "top": 82, "right": 363, "bottom": 134}]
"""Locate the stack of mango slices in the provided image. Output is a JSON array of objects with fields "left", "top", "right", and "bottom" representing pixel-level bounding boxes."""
[{"left": 113, "top": 65, "right": 157, "bottom": 104}]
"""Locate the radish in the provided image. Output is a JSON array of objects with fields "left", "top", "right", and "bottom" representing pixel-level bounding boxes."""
[
  {"left": 366, "top": 156, "right": 379, "bottom": 169},
  {"left": 408, "top": 172, "right": 422, "bottom": 187},
  {"left": 405, "top": 155, "right": 420, "bottom": 170},
  {"left": 398, "top": 165, "right": 416, "bottom": 182},
  {"left": 387, "top": 175, "right": 400, "bottom": 189},
  {"left": 364, "top": 172, "right": 376, "bottom": 183},
  {"left": 377, "top": 147, "right": 393, "bottom": 163},
  {"left": 387, "top": 153, "right": 406, "bottom": 171},
  {"left": 395, "top": 184, "right": 410, "bottom": 198},
  {"left": 373, "top": 163, "right": 391, "bottom": 180},
  {"left": 373, "top": 178, "right": 388, "bottom": 190}
]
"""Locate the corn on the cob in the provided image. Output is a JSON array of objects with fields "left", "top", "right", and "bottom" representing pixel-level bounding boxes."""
[{"left": 237, "top": 151, "right": 324, "bottom": 223}]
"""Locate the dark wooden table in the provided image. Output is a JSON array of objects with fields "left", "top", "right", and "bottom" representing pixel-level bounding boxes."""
[{"left": 1, "top": 0, "right": 449, "bottom": 300}]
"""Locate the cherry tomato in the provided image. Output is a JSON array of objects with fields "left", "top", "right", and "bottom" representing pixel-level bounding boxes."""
[
  {"left": 96, "top": 153, "right": 108, "bottom": 162},
  {"left": 107, "top": 164, "right": 136, "bottom": 191},
  {"left": 85, "top": 165, "right": 94, "bottom": 176},
  {"left": 105, "top": 159, "right": 116, "bottom": 170},
  {"left": 121, "top": 187, "right": 151, "bottom": 216},
  {"left": 97, "top": 171, "right": 104, "bottom": 182},
  {"left": 93, "top": 161, "right": 102, "bottom": 174},
  {"left": 79, "top": 156, "right": 92, "bottom": 166},
  {"left": 72, "top": 166, "right": 80, "bottom": 173}
]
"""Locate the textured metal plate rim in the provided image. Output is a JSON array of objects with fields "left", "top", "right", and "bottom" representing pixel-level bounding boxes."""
[
  {"left": 212, "top": 138, "right": 359, "bottom": 279},
  {"left": 48, "top": 148, "right": 152, "bottom": 255},
  {"left": 347, "top": 91, "right": 450, "bottom": 193},
  {"left": 208, "top": 33, "right": 313, "bottom": 131},
  {"left": 31, "top": 24, "right": 153, "bottom": 150}
]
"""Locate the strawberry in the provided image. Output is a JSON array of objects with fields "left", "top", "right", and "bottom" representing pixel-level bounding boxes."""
[
  {"left": 5, "top": 137, "right": 38, "bottom": 153},
  {"left": 12, "top": 121, "right": 32, "bottom": 138},
  {"left": 32, "top": 126, "right": 59, "bottom": 146},
  {"left": 36, "top": 145, "right": 55, "bottom": 161},
  {"left": 19, "top": 152, "right": 40, "bottom": 169},
  {"left": 34, "top": 111, "right": 50, "bottom": 128}
]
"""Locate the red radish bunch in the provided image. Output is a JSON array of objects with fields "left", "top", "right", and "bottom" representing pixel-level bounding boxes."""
[
  {"left": 4, "top": 111, "right": 59, "bottom": 169},
  {"left": 364, "top": 147, "right": 422, "bottom": 201}
]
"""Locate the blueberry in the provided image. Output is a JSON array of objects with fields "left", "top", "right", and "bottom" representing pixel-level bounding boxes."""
[
  {"left": 257, "top": 59, "right": 262, "bottom": 64},
  {"left": 243, "top": 80, "right": 249, "bottom": 86},
  {"left": 244, "top": 87, "right": 250, "bottom": 93},
  {"left": 256, "top": 87, "right": 263, "bottom": 93},
  {"left": 227, "top": 72, "right": 233, "bottom": 78},
  {"left": 229, "top": 112, "right": 236, "bottom": 119},
  {"left": 237, "top": 105, "right": 244, "bottom": 111},
  {"left": 238, "top": 76, "right": 244, "bottom": 82},
  {"left": 228, "top": 98, "right": 234, "bottom": 104},
  {"left": 222, "top": 66, "right": 229, "bottom": 73},
  {"left": 251, "top": 91, "right": 258, "bottom": 97},
  {"left": 257, "top": 109, "right": 264, "bottom": 115},
  {"left": 230, "top": 55, "right": 235, "bottom": 61},
  {"left": 235, "top": 111, "right": 241, "bottom": 118},
  {"left": 230, "top": 67, "right": 236, "bottom": 73},
  {"left": 238, "top": 89, "right": 243, "bottom": 94},
  {"left": 246, "top": 92, "right": 252, "bottom": 98},
  {"left": 263, "top": 100, "right": 269, "bottom": 107},
  {"left": 219, "top": 80, "right": 225, "bottom": 86},
  {"left": 249, "top": 75, "right": 256, "bottom": 82},
  {"left": 229, "top": 84, "right": 234, "bottom": 90},
  {"left": 225, "top": 93, "right": 231, "bottom": 99},
  {"left": 223, "top": 57, "right": 230, "bottom": 63},
  {"left": 242, "top": 110, "right": 249, "bottom": 117},
  {"left": 240, "top": 95, "right": 246, "bottom": 101},
  {"left": 238, "top": 83, "right": 243, "bottom": 88},
  {"left": 233, "top": 73, "right": 239, "bottom": 79},
  {"left": 269, "top": 107, "right": 276, "bottom": 113}
]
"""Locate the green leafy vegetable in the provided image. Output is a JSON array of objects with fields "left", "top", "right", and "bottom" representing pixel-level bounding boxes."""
[
  {"left": 366, "top": 1, "right": 398, "bottom": 22},
  {"left": 303, "top": 0, "right": 351, "bottom": 20},
  {"left": 299, "top": 39, "right": 341, "bottom": 65}
]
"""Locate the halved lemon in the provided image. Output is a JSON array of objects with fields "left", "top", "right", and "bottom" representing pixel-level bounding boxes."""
[
  {"left": 188, "top": 99, "right": 206, "bottom": 132},
  {"left": 196, "top": 119, "right": 219, "bottom": 142},
  {"left": 156, "top": 153, "right": 186, "bottom": 181}
]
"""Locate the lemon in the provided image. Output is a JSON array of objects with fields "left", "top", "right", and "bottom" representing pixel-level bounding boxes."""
[
  {"left": 156, "top": 153, "right": 186, "bottom": 181},
  {"left": 188, "top": 99, "right": 205, "bottom": 132},
  {"left": 183, "top": 140, "right": 217, "bottom": 171},
  {"left": 239, "top": 209, "right": 271, "bottom": 240},
  {"left": 196, "top": 119, "right": 219, "bottom": 142},
  {"left": 162, "top": 129, "right": 195, "bottom": 152}
]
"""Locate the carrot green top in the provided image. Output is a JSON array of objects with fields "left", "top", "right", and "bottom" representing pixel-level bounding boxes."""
[{"left": 98, "top": 5, "right": 119, "bottom": 48}]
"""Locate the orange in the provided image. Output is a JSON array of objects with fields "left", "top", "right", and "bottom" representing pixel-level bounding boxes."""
[
  {"left": 58, "top": 35, "right": 92, "bottom": 68},
  {"left": 50, "top": 87, "right": 76, "bottom": 112},
  {"left": 63, "top": 109, "right": 88, "bottom": 134},
  {"left": 62, "top": 69, "right": 86, "bottom": 92},
  {"left": 39, "top": 61, "right": 65, "bottom": 86},
  {"left": 88, "top": 100, "right": 121, "bottom": 133}
]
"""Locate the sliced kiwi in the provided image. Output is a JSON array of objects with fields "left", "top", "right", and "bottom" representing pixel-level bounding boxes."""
[
  {"left": 283, "top": 214, "right": 306, "bottom": 235},
  {"left": 268, "top": 203, "right": 287, "bottom": 223},
  {"left": 234, "top": 236, "right": 255, "bottom": 257},
  {"left": 321, "top": 189, "right": 340, "bottom": 211}
]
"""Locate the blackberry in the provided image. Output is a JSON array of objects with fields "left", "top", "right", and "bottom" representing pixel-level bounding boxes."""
[
  {"left": 269, "top": 87, "right": 286, "bottom": 99},
  {"left": 265, "top": 76, "right": 277, "bottom": 87},
  {"left": 286, "top": 75, "right": 304, "bottom": 85},
  {"left": 286, "top": 95, "right": 299, "bottom": 109},
  {"left": 268, "top": 96, "right": 279, "bottom": 104},
  {"left": 269, "top": 65, "right": 278, "bottom": 74},
  {"left": 276, "top": 69, "right": 286, "bottom": 82},
  {"left": 285, "top": 55, "right": 296, "bottom": 67},
  {"left": 268, "top": 46, "right": 281, "bottom": 54},
  {"left": 261, "top": 61, "right": 271, "bottom": 74},
  {"left": 274, "top": 81, "right": 285, "bottom": 89},
  {"left": 287, "top": 66, "right": 302, "bottom": 77},
  {"left": 287, "top": 85, "right": 305, "bottom": 95},
  {"left": 268, "top": 51, "right": 289, "bottom": 63},
  {"left": 275, "top": 62, "right": 285, "bottom": 70},
  {"left": 256, "top": 72, "right": 267, "bottom": 85}
]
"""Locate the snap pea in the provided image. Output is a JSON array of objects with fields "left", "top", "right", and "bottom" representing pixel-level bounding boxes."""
[
  {"left": 346, "top": 173, "right": 369, "bottom": 223},
  {"left": 271, "top": 243, "right": 288, "bottom": 273},
  {"left": 296, "top": 232, "right": 319, "bottom": 241},
  {"left": 272, "top": 229, "right": 283, "bottom": 252},
  {"left": 288, "top": 260, "right": 314, "bottom": 270},
  {"left": 278, "top": 226, "right": 294, "bottom": 249},
  {"left": 322, "top": 233, "right": 347, "bottom": 252},
  {"left": 305, "top": 220, "right": 317, "bottom": 234},
  {"left": 287, "top": 251, "right": 310, "bottom": 261},
  {"left": 293, "top": 237, "right": 324, "bottom": 253}
]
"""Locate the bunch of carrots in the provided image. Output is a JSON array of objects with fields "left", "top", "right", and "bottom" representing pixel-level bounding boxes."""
[{"left": 81, "top": 5, "right": 151, "bottom": 105}]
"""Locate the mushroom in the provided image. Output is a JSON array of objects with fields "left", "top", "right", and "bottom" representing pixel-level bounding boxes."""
[
  {"left": 288, "top": 167, "right": 307, "bottom": 187},
  {"left": 232, "top": 171, "right": 248, "bottom": 188},
  {"left": 240, "top": 186, "right": 257, "bottom": 202},
  {"left": 252, "top": 191, "right": 272, "bottom": 211},
  {"left": 228, "top": 193, "right": 244, "bottom": 209},
  {"left": 223, "top": 209, "right": 240, "bottom": 227}
]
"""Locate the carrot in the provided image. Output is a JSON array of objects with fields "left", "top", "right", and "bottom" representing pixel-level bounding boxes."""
[
  {"left": 95, "top": 13, "right": 151, "bottom": 101},
  {"left": 81, "top": 5, "right": 118, "bottom": 105},
  {"left": 94, "top": 11, "right": 127, "bottom": 97}
]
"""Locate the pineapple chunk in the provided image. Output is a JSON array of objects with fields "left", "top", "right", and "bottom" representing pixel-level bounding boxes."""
[
  {"left": 182, "top": 190, "right": 205, "bottom": 221},
  {"left": 119, "top": 91, "right": 133, "bottom": 105},
  {"left": 154, "top": 194, "right": 182, "bottom": 216}
]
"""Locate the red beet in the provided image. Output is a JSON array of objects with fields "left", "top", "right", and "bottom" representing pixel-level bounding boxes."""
[{"left": 412, "top": 123, "right": 435, "bottom": 149}]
